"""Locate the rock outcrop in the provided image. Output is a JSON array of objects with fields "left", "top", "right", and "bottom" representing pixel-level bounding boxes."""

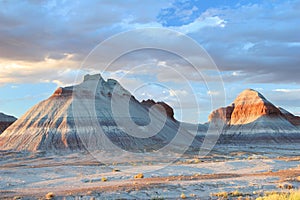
[
  {"left": 209, "top": 89, "right": 300, "bottom": 138},
  {"left": 0, "top": 113, "right": 17, "bottom": 134},
  {"left": 0, "top": 74, "right": 199, "bottom": 152},
  {"left": 141, "top": 99, "right": 175, "bottom": 121},
  {"left": 208, "top": 105, "right": 234, "bottom": 124}
]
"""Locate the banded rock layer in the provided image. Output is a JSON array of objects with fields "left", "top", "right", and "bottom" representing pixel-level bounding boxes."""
[
  {"left": 209, "top": 89, "right": 300, "bottom": 137},
  {"left": 0, "top": 74, "right": 199, "bottom": 152}
]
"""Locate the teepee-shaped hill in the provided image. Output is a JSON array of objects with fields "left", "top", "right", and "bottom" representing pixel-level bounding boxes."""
[
  {"left": 209, "top": 89, "right": 300, "bottom": 138},
  {"left": 0, "top": 74, "right": 199, "bottom": 152}
]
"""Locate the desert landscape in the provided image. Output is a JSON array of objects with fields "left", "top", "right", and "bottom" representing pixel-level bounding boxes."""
[
  {"left": 0, "top": 1, "right": 299, "bottom": 199},
  {"left": 0, "top": 74, "right": 299, "bottom": 199}
]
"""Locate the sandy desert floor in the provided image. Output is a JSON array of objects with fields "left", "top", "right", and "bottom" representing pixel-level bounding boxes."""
[{"left": 0, "top": 144, "right": 300, "bottom": 199}]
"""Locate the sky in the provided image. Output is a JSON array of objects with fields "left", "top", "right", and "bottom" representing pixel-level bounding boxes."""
[{"left": 0, "top": 0, "right": 300, "bottom": 123}]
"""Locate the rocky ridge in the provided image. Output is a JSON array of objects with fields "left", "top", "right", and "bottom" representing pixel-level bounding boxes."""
[{"left": 0, "top": 112, "right": 17, "bottom": 134}]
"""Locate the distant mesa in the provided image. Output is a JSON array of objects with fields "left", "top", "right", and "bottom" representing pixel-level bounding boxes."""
[{"left": 0, "top": 112, "right": 17, "bottom": 134}]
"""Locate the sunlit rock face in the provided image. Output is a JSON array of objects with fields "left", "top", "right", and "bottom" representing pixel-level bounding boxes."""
[
  {"left": 0, "top": 113, "right": 16, "bottom": 134},
  {"left": 209, "top": 105, "right": 234, "bottom": 124},
  {"left": 209, "top": 89, "right": 300, "bottom": 137},
  {"left": 230, "top": 89, "right": 282, "bottom": 125},
  {"left": 0, "top": 74, "right": 199, "bottom": 152}
]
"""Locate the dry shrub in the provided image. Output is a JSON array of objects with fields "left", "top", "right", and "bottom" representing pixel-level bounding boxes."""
[
  {"left": 180, "top": 193, "right": 186, "bottom": 199},
  {"left": 45, "top": 192, "right": 55, "bottom": 200},
  {"left": 256, "top": 190, "right": 300, "bottom": 200},
  {"left": 134, "top": 173, "right": 144, "bottom": 179},
  {"left": 212, "top": 191, "right": 228, "bottom": 198},
  {"left": 101, "top": 177, "right": 107, "bottom": 182}
]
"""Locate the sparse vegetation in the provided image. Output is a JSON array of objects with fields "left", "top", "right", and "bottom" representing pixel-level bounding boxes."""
[
  {"left": 101, "top": 177, "right": 108, "bottom": 182},
  {"left": 278, "top": 183, "right": 293, "bottom": 189},
  {"left": 212, "top": 190, "right": 246, "bottom": 198},
  {"left": 180, "top": 193, "right": 186, "bottom": 199},
  {"left": 230, "top": 190, "right": 244, "bottom": 197},
  {"left": 256, "top": 190, "right": 300, "bottom": 200},
  {"left": 212, "top": 191, "right": 228, "bottom": 198},
  {"left": 194, "top": 173, "right": 201, "bottom": 177},
  {"left": 134, "top": 173, "right": 144, "bottom": 179},
  {"left": 45, "top": 192, "right": 55, "bottom": 200}
]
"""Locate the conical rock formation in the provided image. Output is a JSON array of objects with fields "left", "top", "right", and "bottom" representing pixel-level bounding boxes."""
[
  {"left": 0, "top": 74, "right": 199, "bottom": 152},
  {"left": 209, "top": 89, "right": 300, "bottom": 138}
]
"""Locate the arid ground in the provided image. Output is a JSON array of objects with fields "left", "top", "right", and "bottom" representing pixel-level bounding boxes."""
[{"left": 1, "top": 144, "right": 299, "bottom": 199}]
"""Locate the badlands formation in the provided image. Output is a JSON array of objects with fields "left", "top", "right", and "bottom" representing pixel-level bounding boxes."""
[
  {"left": 0, "top": 75, "right": 299, "bottom": 152},
  {"left": 0, "top": 112, "right": 16, "bottom": 134},
  {"left": 208, "top": 89, "right": 300, "bottom": 140},
  {"left": 0, "top": 75, "right": 299, "bottom": 199},
  {"left": 0, "top": 74, "right": 198, "bottom": 152}
]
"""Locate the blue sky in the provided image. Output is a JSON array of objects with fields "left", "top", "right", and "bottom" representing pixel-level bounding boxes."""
[{"left": 0, "top": 0, "right": 299, "bottom": 123}]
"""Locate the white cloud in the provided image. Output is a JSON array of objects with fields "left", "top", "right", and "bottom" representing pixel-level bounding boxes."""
[
  {"left": 0, "top": 54, "right": 79, "bottom": 86},
  {"left": 232, "top": 71, "right": 241, "bottom": 76},
  {"left": 169, "top": 89, "right": 188, "bottom": 97},
  {"left": 182, "top": 1, "right": 300, "bottom": 84},
  {"left": 242, "top": 42, "right": 255, "bottom": 51},
  {"left": 1, "top": 0, "right": 299, "bottom": 86},
  {"left": 207, "top": 90, "right": 219, "bottom": 96},
  {"left": 173, "top": 14, "right": 227, "bottom": 34},
  {"left": 273, "top": 89, "right": 300, "bottom": 93}
]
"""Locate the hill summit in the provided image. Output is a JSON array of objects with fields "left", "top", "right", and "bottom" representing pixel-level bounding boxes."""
[
  {"left": 0, "top": 74, "right": 198, "bottom": 152},
  {"left": 209, "top": 89, "right": 300, "bottom": 136}
]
